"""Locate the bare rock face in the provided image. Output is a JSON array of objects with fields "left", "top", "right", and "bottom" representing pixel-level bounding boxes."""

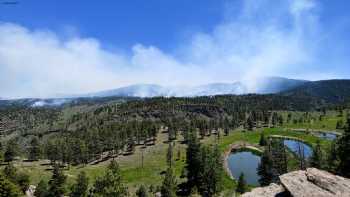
[
  {"left": 241, "top": 168, "right": 350, "bottom": 197},
  {"left": 241, "top": 183, "right": 285, "bottom": 197},
  {"left": 279, "top": 170, "right": 333, "bottom": 197},
  {"left": 25, "top": 185, "right": 36, "bottom": 197},
  {"left": 306, "top": 168, "right": 350, "bottom": 196}
]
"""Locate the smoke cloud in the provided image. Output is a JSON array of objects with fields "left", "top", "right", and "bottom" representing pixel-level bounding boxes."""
[{"left": 0, "top": 0, "right": 347, "bottom": 98}]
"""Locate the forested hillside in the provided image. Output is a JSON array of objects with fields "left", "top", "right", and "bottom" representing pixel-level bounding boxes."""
[
  {"left": 282, "top": 80, "right": 350, "bottom": 103},
  {"left": 0, "top": 94, "right": 324, "bottom": 139},
  {"left": 0, "top": 84, "right": 349, "bottom": 196}
]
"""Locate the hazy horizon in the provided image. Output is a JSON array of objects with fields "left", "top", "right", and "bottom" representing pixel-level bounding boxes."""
[
  {"left": 1, "top": 0, "right": 350, "bottom": 98},
  {"left": 2, "top": 76, "right": 348, "bottom": 100}
]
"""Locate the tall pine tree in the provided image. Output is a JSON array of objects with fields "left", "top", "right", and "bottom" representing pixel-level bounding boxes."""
[
  {"left": 258, "top": 139, "right": 286, "bottom": 185},
  {"left": 92, "top": 160, "right": 128, "bottom": 196},
  {"left": 136, "top": 185, "right": 149, "bottom": 197},
  {"left": 166, "top": 142, "right": 174, "bottom": 168},
  {"left": 337, "top": 117, "right": 350, "bottom": 177},
  {"left": 310, "top": 140, "right": 323, "bottom": 169},
  {"left": 28, "top": 137, "right": 41, "bottom": 161},
  {"left": 70, "top": 171, "right": 89, "bottom": 197},
  {"left": 161, "top": 167, "right": 177, "bottom": 197},
  {"left": 259, "top": 132, "right": 267, "bottom": 146},
  {"left": 0, "top": 174, "right": 21, "bottom": 197},
  {"left": 257, "top": 147, "right": 274, "bottom": 186},
  {"left": 34, "top": 180, "right": 48, "bottom": 197},
  {"left": 186, "top": 129, "right": 201, "bottom": 187},
  {"left": 4, "top": 140, "right": 19, "bottom": 163},
  {"left": 236, "top": 173, "right": 247, "bottom": 194},
  {"left": 47, "top": 164, "right": 67, "bottom": 197},
  {"left": 198, "top": 145, "right": 223, "bottom": 196}
]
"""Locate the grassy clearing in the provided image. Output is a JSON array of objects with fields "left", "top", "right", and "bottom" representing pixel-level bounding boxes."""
[
  {"left": 278, "top": 110, "right": 347, "bottom": 131},
  {"left": 206, "top": 128, "right": 330, "bottom": 152},
  {"left": 8, "top": 131, "right": 188, "bottom": 194},
  {"left": 4, "top": 127, "right": 332, "bottom": 196}
]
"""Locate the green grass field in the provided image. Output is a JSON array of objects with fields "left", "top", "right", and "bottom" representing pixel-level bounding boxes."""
[
  {"left": 279, "top": 110, "right": 347, "bottom": 131},
  {"left": 5, "top": 126, "right": 333, "bottom": 196}
]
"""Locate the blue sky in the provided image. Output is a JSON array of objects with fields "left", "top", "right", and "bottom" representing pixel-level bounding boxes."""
[
  {"left": 0, "top": 0, "right": 350, "bottom": 98},
  {"left": 0, "top": 0, "right": 227, "bottom": 51}
]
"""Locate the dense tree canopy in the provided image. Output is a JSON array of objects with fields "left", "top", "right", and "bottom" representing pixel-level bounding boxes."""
[{"left": 92, "top": 160, "right": 128, "bottom": 197}]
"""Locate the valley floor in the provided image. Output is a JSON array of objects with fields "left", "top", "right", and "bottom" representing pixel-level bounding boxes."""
[{"left": 3, "top": 127, "right": 332, "bottom": 196}]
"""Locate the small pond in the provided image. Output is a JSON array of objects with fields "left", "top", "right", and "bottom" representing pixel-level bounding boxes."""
[
  {"left": 316, "top": 132, "right": 338, "bottom": 140},
  {"left": 283, "top": 139, "right": 313, "bottom": 158},
  {"left": 227, "top": 151, "right": 261, "bottom": 186}
]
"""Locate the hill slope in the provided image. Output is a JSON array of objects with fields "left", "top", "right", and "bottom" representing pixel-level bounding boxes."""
[
  {"left": 86, "top": 77, "right": 306, "bottom": 97},
  {"left": 281, "top": 79, "right": 350, "bottom": 103},
  {"left": 256, "top": 77, "right": 307, "bottom": 94}
]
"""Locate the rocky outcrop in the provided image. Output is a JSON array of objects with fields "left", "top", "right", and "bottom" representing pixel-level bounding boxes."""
[
  {"left": 306, "top": 168, "right": 350, "bottom": 196},
  {"left": 280, "top": 170, "right": 333, "bottom": 197},
  {"left": 25, "top": 185, "right": 36, "bottom": 197},
  {"left": 242, "top": 168, "right": 350, "bottom": 197},
  {"left": 241, "top": 183, "right": 285, "bottom": 197}
]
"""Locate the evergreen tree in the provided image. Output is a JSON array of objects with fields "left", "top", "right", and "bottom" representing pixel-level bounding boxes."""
[
  {"left": 336, "top": 120, "right": 344, "bottom": 129},
  {"left": 92, "top": 160, "right": 128, "bottom": 197},
  {"left": 0, "top": 174, "right": 21, "bottom": 197},
  {"left": 4, "top": 140, "right": 19, "bottom": 163},
  {"left": 235, "top": 173, "right": 246, "bottom": 194},
  {"left": 3, "top": 163, "right": 29, "bottom": 194},
  {"left": 310, "top": 140, "right": 323, "bottom": 169},
  {"left": 150, "top": 125, "right": 158, "bottom": 144},
  {"left": 0, "top": 142, "right": 3, "bottom": 162},
  {"left": 245, "top": 116, "right": 254, "bottom": 131},
  {"left": 70, "top": 171, "right": 89, "bottom": 197},
  {"left": 45, "top": 140, "right": 60, "bottom": 164},
  {"left": 270, "top": 139, "right": 288, "bottom": 175},
  {"left": 336, "top": 117, "right": 350, "bottom": 177},
  {"left": 199, "top": 127, "right": 206, "bottom": 139},
  {"left": 278, "top": 115, "right": 284, "bottom": 126},
  {"left": 186, "top": 129, "right": 201, "bottom": 186},
  {"left": 287, "top": 113, "right": 292, "bottom": 123},
  {"left": 211, "top": 145, "right": 224, "bottom": 194},
  {"left": 198, "top": 145, "right": 223, "bottom": 196},
  {"left": 126, "top": 138, "right": 135, "bottom": 154},
  {"left": 296, "top": 141, "right": 306, "bottom": 170},
  {"left": 28, "top": 137, "right": 41, "bottom": 161},
  {"left": 177, "top": 149, "right": 181, "bottom": 161},
  {"left": 15, "top": 173, "right": 30, "bottom": 194},
  {"left": 3, "top": 163, "right": 17, "bottom": 181},
  {"left": 166, "top": 142, "right": 174, "bottom": 168},
  {"left": 224, "top": 127, "right": 229, "bottom": 136},
  {"left": 338, "top": 109, "right": 343, "bottom": 117},
  {"left": 326, "top": 142, "right": 338, "bottom": 173},
  {"left": 258, "top": 139, "right": 286, "bottom": 185},
  {"left": 136, "top": 185, "right": 149, "bottom": 197},
  {"left": 47, "top": 164, "right": 67, "bottom": 197},
  {"left": 161, "top": 168, "right": 177, "bottom": 197},
  {"left": 259, "top": 132, "right": 267, "bottom": 146},
  {"left": 34, "top": 180, "right": 48, "bottom": 197},
  {"left": 271, "top": 112, "right": 278, "bottom": 128},
  {"left": 257, "top": 149, "right": 274, "bottom": 186},
  {"left": 71, "top": 139, "right": 88, "bottom": 165}
]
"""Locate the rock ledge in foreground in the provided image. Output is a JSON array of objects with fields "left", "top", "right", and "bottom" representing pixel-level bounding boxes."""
[{"left": 242, "top": 168, "right": 350, "bottom": 197}]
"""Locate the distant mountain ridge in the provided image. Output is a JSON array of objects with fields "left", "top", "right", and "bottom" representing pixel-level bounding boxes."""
[
  {"left": 89, "top": 84, "right": 166, "bottom": 97},
  {"left": 256, "top": 77, "right": 308, "bottom": 94},
  {"left": 2, "top": 77, "right": 350, "bottom": 108},
  {"left": 87, "top": 77, "right": 307, "bottom": 98},
  {"left": 281, "top": 79, "right": 350, "bottom": 103},
  {"left": 85, "top": 83, "right": 247, "bottom": 98}
]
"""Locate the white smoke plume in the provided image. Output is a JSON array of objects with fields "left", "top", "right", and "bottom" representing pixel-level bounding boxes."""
[{"left": 0, "top": 0, "right": 346, "bottom": 98}]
